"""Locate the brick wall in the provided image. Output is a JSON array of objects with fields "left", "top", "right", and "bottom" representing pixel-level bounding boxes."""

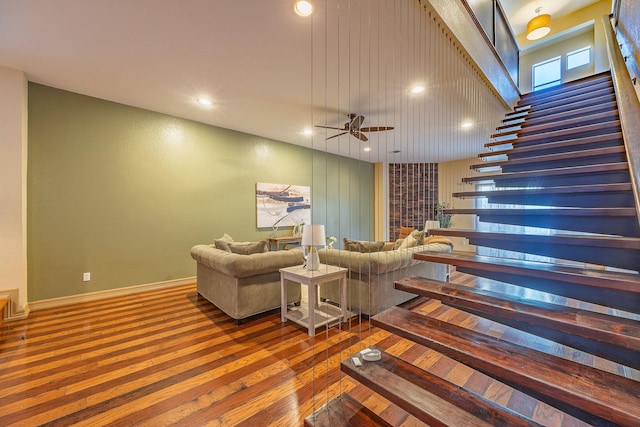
[{"left": 389, "top": 163, "right": 438, "bottom": 240}]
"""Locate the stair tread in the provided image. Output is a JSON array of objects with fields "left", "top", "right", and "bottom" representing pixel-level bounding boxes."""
[
  {"left": 394, "top": 277, "right": 640, "bottom": 368},
  {"left": 445, "top": 208, "right": 640, "bottom": 237},
  {"left": 372, "top": 306, "right": 640, "bottom": 427},
  {"left": 480, "top": 133, "right": 623, "bottom": 159},
  {"left": 341, "top": 351, "right": 541, "bottom": 427},
  {"left": 412, "top": 251, "right": 640, "bottom": 291},
  {"left": 518, "top": 80, "right": 613, "bottom": 107},
  {"left": 485, "top": 121, "right": 622, "bottom": 149},
  {"left": 425, "top": 228, "right": 640, "bottom": 250},
  {"left": 304, "top": 392, "right": 393, "bottom": 427},
  {"left": 446, "top": 207, "right": 637, "bottom": 217},
  {"left": 520, "top": 72, "right": 612, "bottom": 102},
  {"left": 503, "top": 92, "right": 615, "bottom": 123},
  {"left": 475, "top": 146, "right": 625, "bottom": 169},
  {"left": 499, "top": 101, "right": 618, "bottom": 131},
  {"left": 453, "top": 182, "right": 633, "bottom": 198},
  {"left": 517, "top": 86, "right": 615, "bottom": 112},
  {"left": 462, "top": 163, "right": 630, "bottom": 185},
  {"left": 491, "top": 110, "right": 619, "bottom": 139}
]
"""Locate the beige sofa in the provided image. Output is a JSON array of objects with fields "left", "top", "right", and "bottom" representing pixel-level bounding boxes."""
[
  {"left": 190, "top": 242, "right": 305, "bottom": 323},
  {"left": 318, "top": 236, "right": 452, "bottom": 316}
]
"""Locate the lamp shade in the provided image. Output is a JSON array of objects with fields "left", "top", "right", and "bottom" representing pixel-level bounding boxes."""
[
  {"left": 301, "top": 224, "right": 325, "bottom": 247},
  {"left": 526, "top": 13, "right": 551, "bottom": 41}
]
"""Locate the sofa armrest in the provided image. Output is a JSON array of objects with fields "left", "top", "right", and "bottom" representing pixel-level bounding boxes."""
[{"left": 191, "top": 245, "right": 305, "bottom": 278}]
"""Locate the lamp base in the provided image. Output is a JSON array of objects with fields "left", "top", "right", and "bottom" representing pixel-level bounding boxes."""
[{"left": 306, "top": 248, "right": 320, "bottom": 271}]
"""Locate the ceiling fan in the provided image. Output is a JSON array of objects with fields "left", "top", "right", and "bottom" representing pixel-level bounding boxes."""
[{"left": 315, "top": 113, "right": 394, "bottom": 142}]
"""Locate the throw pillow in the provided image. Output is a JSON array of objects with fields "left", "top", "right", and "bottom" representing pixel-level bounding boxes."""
[
  {"left": 398, "top": 233, "right": 417, "bottom": 249},
  {"left": 213, "top": 233, "right": 234, "bottom": 251},
  {"left": 410, "top": 229, "right": 426, "bottom": 245},
  {"left": 228, "top": 240, "right": 269, "bottom": 255},
  {"left": 343, "top": 238, "right": 360, "bottom": 252},
  {"left": 343, "top": 238, "right": 385, "bottom": 253}
]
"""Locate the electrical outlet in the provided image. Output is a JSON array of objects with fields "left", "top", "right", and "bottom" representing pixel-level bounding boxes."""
[{"left": 83, "top": 272, "right": 91, "bottom": 282}]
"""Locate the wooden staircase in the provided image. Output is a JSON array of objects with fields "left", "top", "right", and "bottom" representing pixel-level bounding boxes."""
[{"left": 306, "top": 72, "right": 640, "bottom": 426}]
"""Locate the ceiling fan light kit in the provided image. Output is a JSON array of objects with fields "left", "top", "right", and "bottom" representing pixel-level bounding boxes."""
[
  {"left": 315, "top": 113, "right": 394, "bottom": 142},
  {"left": 526, "top": 7, "right": 551, "bottom": 41}
]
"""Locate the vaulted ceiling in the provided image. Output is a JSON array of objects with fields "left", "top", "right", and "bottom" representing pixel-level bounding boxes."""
[{"left": 0, "top": 0, "right": 605, "bottom": 163}]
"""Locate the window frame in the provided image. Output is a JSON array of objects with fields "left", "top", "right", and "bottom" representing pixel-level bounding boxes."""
[
  {"left": 566, "top": 46, "right": 592, "bottom": 70},
  {"left": 532, "top": 56, "right": 562, "bottom": 92}
]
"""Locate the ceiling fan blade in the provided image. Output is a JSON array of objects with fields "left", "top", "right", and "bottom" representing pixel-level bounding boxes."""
[
  {"left": 359, "top": 126, "right": 395, "bottom": 132},
  {"left": 352, "top": 131, "right": 368, "bottom": 142},
  {"left": 325, "top": 132, "right": 348, "bottom": 140},
  {"left": 349, "top": 115, "right": 365, "bottom": 131},
  {"left": 315, "top": 125, "right": 346, "bottom": 130}
]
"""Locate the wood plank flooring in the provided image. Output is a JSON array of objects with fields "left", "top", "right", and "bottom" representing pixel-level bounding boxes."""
[{"left": 1, "top": 271, "right": 636, "bottom": 426}]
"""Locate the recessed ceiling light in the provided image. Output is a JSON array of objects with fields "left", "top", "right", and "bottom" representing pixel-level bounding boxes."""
[
  {"left": 197, "top": 97, "right": 213, "bottom": 107},
  {"left": 303, "top": 128, "right": 313, "bottom": 135},
  {"left": 293, "top": 1, "right": 313, "bottom": 17},
  {"left": 410, "top": 85, "right": 425, "bottom": 94},
  {"left": 363, "top": 147, "right": 371, "bottom": 152},
  {"left": 462, "top": 121, "right": 473, "bottom": 129}
]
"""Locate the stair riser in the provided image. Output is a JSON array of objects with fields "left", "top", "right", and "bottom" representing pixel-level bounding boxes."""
[
  {"left": 456, "top": 266, "right": 640, "bottom": 314},
  {"left": 464, "top": 237, "right": 640, "bottom": 271},
  {"left": 475, "top": 215, "right": 640, "bottom": 237}
]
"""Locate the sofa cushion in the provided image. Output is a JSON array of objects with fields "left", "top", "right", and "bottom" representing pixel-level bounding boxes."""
[
  {"left": 228, "top": 240, "right": 269, "bottom": 255},
  {"left": 343, "top": 238, "right": 386, "bottom": 253}
]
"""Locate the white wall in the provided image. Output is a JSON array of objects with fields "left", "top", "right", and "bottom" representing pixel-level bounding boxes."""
[{"left": 0, "top": 65, "right": 28, "bottom": 319}]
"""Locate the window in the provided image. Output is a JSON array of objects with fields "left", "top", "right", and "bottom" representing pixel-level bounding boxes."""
[
  {"left": 567, "top": 46, "right": 591, "bottom": 69},
  {"left": 532, "top": 56, "right": 561, "bottom": 91}
]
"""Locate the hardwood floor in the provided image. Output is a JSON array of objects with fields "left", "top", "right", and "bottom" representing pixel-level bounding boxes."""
[{"left": 1, "top": 272, "right": 636, "bottom": 426}]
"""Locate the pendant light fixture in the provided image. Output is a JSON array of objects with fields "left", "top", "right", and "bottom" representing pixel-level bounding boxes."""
[{"left": 526, "top": 7, "right": 551, "bottom": 41}]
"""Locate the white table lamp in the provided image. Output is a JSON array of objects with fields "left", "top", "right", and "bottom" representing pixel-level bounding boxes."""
[{"left": 301, "top": 224, "right": 325, "bottom": 271}]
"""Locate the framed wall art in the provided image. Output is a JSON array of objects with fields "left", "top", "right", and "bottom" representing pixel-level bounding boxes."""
[{"left": 256, "top": 182, "right": 311, "bottom": 229}]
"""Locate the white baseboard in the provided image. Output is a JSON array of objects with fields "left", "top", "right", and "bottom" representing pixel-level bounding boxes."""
[
  {"left": 27, "top": 277, "right": 196, "bottom": 313},
  {"left": 0, "top": 288, "right": 29, "bottom": 322}
]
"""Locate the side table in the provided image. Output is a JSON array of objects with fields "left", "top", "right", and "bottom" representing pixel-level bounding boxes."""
[{"left": 280, "top": 264, "right": 349, "bottom": 337}]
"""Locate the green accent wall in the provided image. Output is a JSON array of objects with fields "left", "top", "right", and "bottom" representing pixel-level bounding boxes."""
[{"left": 27, "top": 84, "right": 374, "bottom": 301}]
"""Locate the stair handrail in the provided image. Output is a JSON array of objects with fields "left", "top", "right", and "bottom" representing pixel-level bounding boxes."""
[{"left": 603, "top": 14, "right": 640, "bottom": 229}]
